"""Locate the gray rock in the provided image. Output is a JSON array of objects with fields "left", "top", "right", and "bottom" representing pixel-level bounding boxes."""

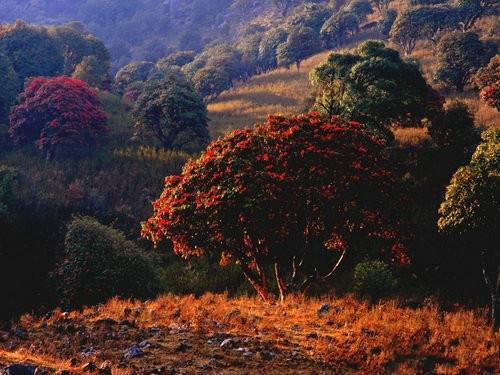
[
  {"left": 317, "top": 304, "right": 330, "bottom": 316},
  {"left": 123, "top": 345, "right": 144, "bottom": 360},
  {"left": 220, "top": 338, "right": 234, "bottom": 348},
  {"left": 174, "top": 341, "right": 192, "bottom": 353},
  {"left": 139, "top": 340, "right": 152, "bottom": 349},
  {"left": 4, "top": 364, "right": 37, "bottom": 375},
  {"left": 258, "top": 351, "right": 274, "bottom": 360}
]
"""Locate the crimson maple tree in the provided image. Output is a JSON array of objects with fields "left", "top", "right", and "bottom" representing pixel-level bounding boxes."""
[
  {"left": 142, "top": 113, "right": 408, "bottom": 301},
  {"left": 9, "top": 76, "right": 107, "bottom": 159}
]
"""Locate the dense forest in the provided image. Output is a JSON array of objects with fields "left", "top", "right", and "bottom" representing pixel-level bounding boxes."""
[{"left": 0, "top": 0, "right": 499, "bottom": 373}]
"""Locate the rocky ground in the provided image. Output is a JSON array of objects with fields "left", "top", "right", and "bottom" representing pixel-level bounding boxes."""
[
  {"left": 0, "top": 294, "right": 498, "bottom": 374},
  {"left": 0, "top": 316, "right": 333, "bottom": 374}
]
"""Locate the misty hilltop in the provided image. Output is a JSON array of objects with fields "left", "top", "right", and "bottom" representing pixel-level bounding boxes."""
[{"left": 0, "top": 0, "right": 295, "bottom": 68}]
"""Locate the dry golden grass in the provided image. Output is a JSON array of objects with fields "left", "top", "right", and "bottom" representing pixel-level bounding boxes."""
[
  {"left": 2, "top": 294, "right": 498, "bottom": 374},
  {"left": 208, "top": 20, "right": 499, "bottom": 144},
  {"left": 208, "top": 52, "right": 330, "bottom": 138}
]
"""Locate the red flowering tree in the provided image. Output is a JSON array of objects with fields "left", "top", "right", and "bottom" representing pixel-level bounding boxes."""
[
  {"left": 475, "top": 55, "right": 499, "bottom": 112},
  {"left": 9, "top": 76, "right": 107, "bottom": 159},
  {"left": 142, "top": 113, "right": 408, "bottom": 301}
]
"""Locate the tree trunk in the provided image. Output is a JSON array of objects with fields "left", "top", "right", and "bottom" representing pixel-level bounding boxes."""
[
  {"left": 481, "top": 255, "right": 500, "bottom": 329},
  {"left": 493, "top": 266, "right": 500, "bottom": 329},
  {"left": 242, "top": 268, "right": 272, "bottom": 302},
  {"left": 274, "top": 262, "right": 287, "bottom": 303}
]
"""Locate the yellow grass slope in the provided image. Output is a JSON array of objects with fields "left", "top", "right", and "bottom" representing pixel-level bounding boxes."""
[{"left": 208, "top": 52, "right": 330, "bottom": 138}]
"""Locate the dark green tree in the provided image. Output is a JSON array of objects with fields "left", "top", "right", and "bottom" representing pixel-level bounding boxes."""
[
  {"left": 390, "top": 6, "right": 460, "bottom": 55},
  {"left": 192, "top": 66, "right": 232, "bottom": 99},
  {"left": 0, "top": 52, "right": 19, "bottom": 124},
  {"left": 428, "top": 102, "right": 480, "bottom": 155},
  {"left": 258, "top": 28, "right": 289, "bottom": 72},
  {"left": 321, "top": 11, "right": 359, "bottom": 48},
  {"left": 133, "top": 73, "right": 210, "bottom": 153},
  {"left": 310, "top": 40, "right": 443, "bottom": 137},
  {"left": 114, "top": 61, "right": 155, "bottom": 95},
  {"left": 438, "top": 128, "right": 500, "bottom": 327},
  {"left": 72, "top": 55, "right": 109, "bottom": 88},
  {"left": 0, "top": 21, "right": 64, "bottom": 82},
  {"left": 456, "top": 0, "right": 498, "bottom": 31},
  {"left": 277, "top": 26, "right": 322, "bottom": 70},
  {"left": 435, "top": 32, "right": 494, "bottom": 92}
]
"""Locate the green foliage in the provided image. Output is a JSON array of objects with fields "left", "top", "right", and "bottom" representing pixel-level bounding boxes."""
[
  {"left": 156, "top": 51, "right": 196, "bottom": 70},
  {"left": 258, "top": 28, "right": 289, "bottom": 72},
  {"left": 114, "top": 61, "right": 155, "bottom": 95},
  {"left": 54, "top": 216, "right": 160, "bottom": 308},
  {"left": 428, "top": 102, "right": 480, "bottom": 154},
  {"left": 285, "top": 3, "right": 332, "bottom": 33},
  {"left": 72, "top": 55, "right": 109, "bottom": 88},
  {"left": 310, "top": 40, "right": 443, "bottom": 136},
  {"left": 438, "top": 128, "right": 499, "bottom": 238},
  {"left": 133, "top": 73, "right": 210, "bottom": 153},
  {"left": 389, "top": 6, "right": 460, "bottom": 55},
  {"left": 48, "top": 23, "right": 111, "bottom": 79},
  {"left": 0, "top": 21, "right": 64, "bottom": 82},
  {"left": 378, "top": 9, "right": 397, "bottom": 36},
  {"left": 183, "top": 43, "right": 243, "bottom": 82},
  {"left": 277, "top": 26, "right": 322, "bottom": 69},
  {"left": 354, "top": 260, "right": 398, "bottom": 299},
  {"left": 321, "top": 11, "right": 359, "bottom": 48},
  {"left": 192, "top": 66, "right": 232, "bottom": 99},
  {"left": 346, "top": 0, "right": 373, "bottom": 22},
  {"left": 438, "top": 128, "right": 499, "bottom": 325},
  {"left": 435, "top": 32, "right": 495, "bottom": 92},
  {"left": 0, "top": 52, "right": 19, "bottom": 124}
]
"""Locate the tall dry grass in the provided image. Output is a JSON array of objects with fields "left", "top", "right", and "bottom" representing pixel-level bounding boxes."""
[{"left": 8, "top": 294, "right": 499, "bottom": 374}]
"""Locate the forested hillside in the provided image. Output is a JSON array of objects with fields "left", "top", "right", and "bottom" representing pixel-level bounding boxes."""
[{"left": 0, "top": 0, "right": 295, "bottom": 69}]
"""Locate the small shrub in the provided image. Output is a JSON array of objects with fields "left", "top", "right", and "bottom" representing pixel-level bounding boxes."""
[
  {"left": 54, "top": 216, "right": 160, "bottom": 308},
  {"left": 354, "top": 260, "right": 398, "bottom": 299}
]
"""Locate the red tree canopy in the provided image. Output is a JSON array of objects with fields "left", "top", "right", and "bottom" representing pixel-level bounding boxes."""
[
  {"left": 142, "top": 113, "right": 408, "bottom": 300},
  {"left": 9, "top": 76, "right": 107, "bottom": 158}
]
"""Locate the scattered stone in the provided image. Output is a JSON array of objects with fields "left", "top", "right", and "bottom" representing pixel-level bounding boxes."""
[
  {"left": 94, "top": 318, "right": 118, "bottom": 326},
  {"left": 243, "top": 351, "right": 253, "bottom": 358},
  {"left": 11, "top": 328, "right": 27, "bottom": 339},
  {"left": 290, "top": 324, "right": 301, "bottom": 331},
  {"left": 150, "top": 327, "right": 162, "bottom": 335},
  {"left": 258, "top": 351, "right": 274, "bottom": 361},
  {"left": 361, "top": 328, "right": 376, "bottom": 337},
  {"left": 81, "top": 347, "right": 99, "bottom": 357},
  {"left": 123, "top": 345, "right": 144, "bottom": 360},
  {"left": 209, "top": 332, "right": 231, "bottom": 341},
  {"left": 317, "top": 304, "right": 330, "bottom": 316},
  {"left": 4, "top": 364, "right": 36, "bottom": 375},
  {"left": 139, "top": 340, "right": 153, "bottom": 349},
  {"left": 174, "top": 341, "right": 192, "bottom": 353},
  {"left": 220, "top": 338, "right": 234, "bottom": 348},
  {"left": 81, "top": 362, "right": 97, "bottom": 373},
  {"left": 306, "top": 332, "right": 318, "bottom": 339}
]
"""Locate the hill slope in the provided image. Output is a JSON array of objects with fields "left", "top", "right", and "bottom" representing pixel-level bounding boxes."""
[
  {"left": 208, "top": 47, "right": 500, "bottom": 144},
  {"left": 1, "top": 294, "right": 498, "bottom": 374}
]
